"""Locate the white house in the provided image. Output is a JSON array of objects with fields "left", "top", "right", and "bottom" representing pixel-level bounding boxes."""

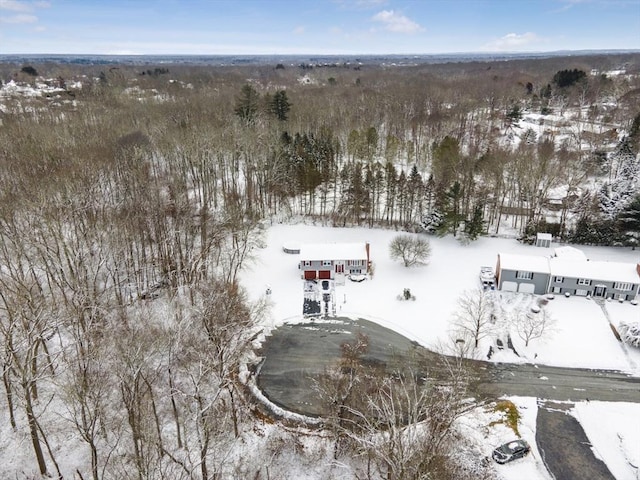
[{"left": 299, "top": 242, "right": 370, "bottom": 280}]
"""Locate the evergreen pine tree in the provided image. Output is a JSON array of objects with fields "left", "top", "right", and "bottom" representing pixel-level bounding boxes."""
[
  {"left": 269, "top": 90, "right": 291, "bottom": 121},
  {"left": 617, "top": 194, "right": 640, "bottom": 248},
  {"left": 438, "top": 181, "right": 465, "bottom": 237},
  {"left": 464, "top": 204, "right": 485, "bottom": 241},
  {"left": 234, "top": 84, "right": 260, "bottom": 125}
]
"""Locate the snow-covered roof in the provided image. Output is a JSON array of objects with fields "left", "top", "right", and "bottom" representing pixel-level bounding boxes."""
[
  {"left": 498, "top": 253, "right": 550, "bottom": 274},
  {"left": 553, "top": 246, "right": 587, "bottom": 260},
  {"left": 299, "top": 242, "right": 368, "bottom": 261},
  {"left": 550, "top": 259, "right": 640, "bottom": 284}
]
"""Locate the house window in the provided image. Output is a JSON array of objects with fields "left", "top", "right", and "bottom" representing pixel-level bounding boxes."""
[
  {"left": 613, "top": 282, "right": 633, "bottom": 291},
  {"left": 516, "top": 271, "right": 533, "bottom": 280},
  {"left": 322, "top": 260, "right": 332, "bottom": 267},
  {"left": 554, "top": 276, "right": 564, "bottom": 283},
  {"left": 552, "top": 287, "right": 561, "bottom": 294},
  {"left": 303, "top": 261, "right": 311, "bottom": 267},
  {"left": 577, "top": 278, "right": 591, "bottom": 286}
]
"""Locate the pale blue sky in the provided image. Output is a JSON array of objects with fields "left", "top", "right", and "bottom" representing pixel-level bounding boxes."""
[{"left": 1, "top": 0, "right": 639, "bottom": 55}]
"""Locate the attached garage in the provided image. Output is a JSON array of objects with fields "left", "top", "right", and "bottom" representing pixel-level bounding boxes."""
[
  {"left": 496, "top": 253, "right": 552, "bottom": 295},
  {"left": 304, "top": 270, "right": 317, "bottom": 280},
  {"left": 518, "top": 283, "right": 536, "bottom": 294},
  {"left": 318, "top": 270, "right": 331, "bottom": 279}
]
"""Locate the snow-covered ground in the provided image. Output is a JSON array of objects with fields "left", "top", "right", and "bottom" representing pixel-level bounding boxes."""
[
  {"left": 572, "top": 401, "right": 640, "bottom": 480},
  {"left": 241, "top": 222, "right": 640, "bottom": 480}
]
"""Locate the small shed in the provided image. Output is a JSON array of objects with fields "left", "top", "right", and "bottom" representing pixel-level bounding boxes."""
[{"left": 536, "top": 233, "right": 552, "bottom": 248}]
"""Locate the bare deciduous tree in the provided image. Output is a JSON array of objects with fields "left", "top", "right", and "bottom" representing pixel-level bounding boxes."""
[
  {"left": 451, "top": 289, "right": 496, "bottom": 349},
  {"left": 389, "top": 234, "right": 431, "bottom": 267},
  {"left": 514, "top": 309, "right": 555, "bottom": 347}
]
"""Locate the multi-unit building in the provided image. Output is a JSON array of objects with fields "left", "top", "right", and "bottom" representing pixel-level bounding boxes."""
[
  {"left": 495, "top": 248, "right": 640, "bottom": 301},
  {"left": 298, "top": 242, "right": 370, "bottom": 280}
]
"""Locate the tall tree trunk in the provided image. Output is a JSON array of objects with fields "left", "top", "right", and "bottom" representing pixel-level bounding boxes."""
[
  {"left": 2, "top": 367, "right": 16, "bottom": 429},
  {"left": 25, "top": 385, "right": 48, "bottom": 476}
]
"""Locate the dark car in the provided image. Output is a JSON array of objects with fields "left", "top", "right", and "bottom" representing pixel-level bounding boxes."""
[{"left": 491, "top": 439, "right": 530, "bottom": 464}]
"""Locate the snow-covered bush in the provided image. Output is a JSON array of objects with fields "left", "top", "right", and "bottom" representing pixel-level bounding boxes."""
[
  {"left": 619, "top": 322, "right": 640, "bottom": 348},
  {"left": 420, "top": 211, "right": 443, "bottom": 234}
]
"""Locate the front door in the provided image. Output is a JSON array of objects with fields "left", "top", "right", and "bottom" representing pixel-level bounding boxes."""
[{"left": 594, "top": 285, "right": 607, "bottom": 297}]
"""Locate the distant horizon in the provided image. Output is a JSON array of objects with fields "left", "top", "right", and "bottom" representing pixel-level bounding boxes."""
[{"left": 3, "top": 48, "right": 640, "bottom": 56}]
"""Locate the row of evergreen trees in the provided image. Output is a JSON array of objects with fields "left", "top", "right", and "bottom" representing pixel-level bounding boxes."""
[{"left": 230, "top": 75, "right": 640, "bottom": 247}]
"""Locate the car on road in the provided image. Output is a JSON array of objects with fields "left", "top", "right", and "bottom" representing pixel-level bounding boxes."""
[{"left": 492, "top": 439, "right": 530, "bottom": 464}]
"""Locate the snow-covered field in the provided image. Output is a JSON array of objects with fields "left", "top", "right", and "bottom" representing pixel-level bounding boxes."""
[{"left": 241, "top": 222, "right": 640, "bottom": 480}]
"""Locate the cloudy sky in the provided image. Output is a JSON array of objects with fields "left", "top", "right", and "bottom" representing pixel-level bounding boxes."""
[{"left": 1, "top": 0, "right": 639, "bottom": 55}]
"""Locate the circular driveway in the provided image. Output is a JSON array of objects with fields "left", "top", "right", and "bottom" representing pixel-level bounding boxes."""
[{"left": 256, "top": 316, "right": 422, "bottom": 416}]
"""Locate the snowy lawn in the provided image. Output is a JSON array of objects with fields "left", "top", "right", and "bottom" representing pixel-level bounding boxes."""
[
  {"left": 571, "top": 401, "right": 640, "bottom": 480},
  {"left": 506, "top": 296, "right": 639, "bottom": 372},
  {"left": 605, "top": 301, "right": 640, "bottom": 372}
]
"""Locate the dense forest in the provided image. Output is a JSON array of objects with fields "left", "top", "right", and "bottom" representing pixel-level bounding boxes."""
[{"left": 0, "top": 53, "right": 639, "bottom": 479}]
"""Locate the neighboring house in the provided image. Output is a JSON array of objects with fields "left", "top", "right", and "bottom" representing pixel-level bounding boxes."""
[
  {"left": 299, "top": 242, "right": 370, "bottom": 280},
  {"left": 548, "top": 259, "right": 640, "bottom": 301},
  {"left": 496, "top": 249, "right": 640, "bottom": 301},
  {"left": 496, "top": 253, "right": 551, "bottom": 294}
]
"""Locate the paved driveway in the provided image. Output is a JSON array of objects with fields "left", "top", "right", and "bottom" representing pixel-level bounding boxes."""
[
  {"left": 257, "top": 316, "right": 421, "bottom": 416},
  {"left": 536, "top": 401, "right": 616, "bottom": 480}
]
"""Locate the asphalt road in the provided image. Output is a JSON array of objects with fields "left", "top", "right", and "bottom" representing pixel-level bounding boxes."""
[{"left": 472, "top": 361, "right": 640, "bottom": 403}]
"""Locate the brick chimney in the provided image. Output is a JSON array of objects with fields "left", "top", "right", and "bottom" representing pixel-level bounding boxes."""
[{"left": 365, "top": 242, "right": 370, "bottom": 270}]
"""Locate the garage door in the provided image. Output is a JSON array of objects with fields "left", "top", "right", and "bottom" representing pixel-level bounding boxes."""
[
  {"left": 518, "top": 283, "right": 535, "bottom": 294},
  {"left": 318, "top": 270, "right": 331, "bottom": 279},
  {"left": 304, "top": 270, "right": 316, "bottom": 280},
  {"left": 502, "top": 281, "right": 517, "bottom": 292}
]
